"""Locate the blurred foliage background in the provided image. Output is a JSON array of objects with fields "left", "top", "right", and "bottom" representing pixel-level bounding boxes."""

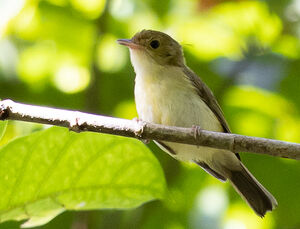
[{"left": 0, "top": 0, "right": 300, "bottom": 228}]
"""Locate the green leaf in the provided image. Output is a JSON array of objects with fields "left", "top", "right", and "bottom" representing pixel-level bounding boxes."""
[
  {"left": 0, "top": 121, "right": 7, "bottom": 141},
  {"left": 0, "top": 127, "right": 166, "bottom": 227}
]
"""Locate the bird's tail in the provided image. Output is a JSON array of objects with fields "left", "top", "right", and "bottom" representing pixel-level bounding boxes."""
[{"left": 229, "top": 163, "right": 277, "bottom": 217}]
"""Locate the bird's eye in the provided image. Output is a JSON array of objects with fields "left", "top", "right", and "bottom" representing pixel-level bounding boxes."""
[{"left": 150, "top": 40, "right": 160, "bottom": 49}]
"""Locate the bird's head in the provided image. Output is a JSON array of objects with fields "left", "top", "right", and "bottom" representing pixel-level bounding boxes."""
[{"left": 117, "top": 30, "right": 185, "bottom": 69}]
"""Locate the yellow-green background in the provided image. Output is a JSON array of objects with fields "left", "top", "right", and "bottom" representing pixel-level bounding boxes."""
[{"left": 0, "top": 0, "right": 300, "bottom": 228}]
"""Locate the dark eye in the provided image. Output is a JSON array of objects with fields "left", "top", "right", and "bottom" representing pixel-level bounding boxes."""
[{"left": 150, "top": 40, "right": 160, "bottom": 49}]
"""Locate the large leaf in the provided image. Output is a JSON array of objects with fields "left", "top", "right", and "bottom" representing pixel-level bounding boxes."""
[
  {"left": 0, "top": 121, "right": 7, "bottom": 141},
  {"left": 0, "top": 127, "right": 166, "bottom": 227}
]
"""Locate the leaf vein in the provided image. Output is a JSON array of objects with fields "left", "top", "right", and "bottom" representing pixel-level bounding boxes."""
[
  {"left": 6, "top": 133, "right": 43, "bottom": 206},
  {"left": 33, "top": 134, "right": 78, "bottom": 199}
]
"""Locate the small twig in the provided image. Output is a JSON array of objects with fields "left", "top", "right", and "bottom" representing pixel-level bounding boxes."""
[{"left": 0, "top": 99, "right": 300, "bottom": 160}]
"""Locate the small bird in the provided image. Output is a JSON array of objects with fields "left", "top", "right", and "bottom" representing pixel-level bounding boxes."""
[{"left": 117, "top": 29, "right": 277, "bottom": 217}]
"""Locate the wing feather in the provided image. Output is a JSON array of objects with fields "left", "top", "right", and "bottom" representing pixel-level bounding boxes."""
[
  {"left": 183, "top": 66, "right": 231, "bottom": 133},
  {"left": 182, "top": 66, "right": 240, "bottom": 160}
]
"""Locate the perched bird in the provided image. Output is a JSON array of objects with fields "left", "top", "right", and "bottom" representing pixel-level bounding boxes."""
[{"left": 117, "top": 29, "right": 277, "bottom": 217}]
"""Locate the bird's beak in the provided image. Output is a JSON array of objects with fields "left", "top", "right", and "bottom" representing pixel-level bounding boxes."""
[{"left": 117, "top": 39, "right": 141, "bottom": 49}]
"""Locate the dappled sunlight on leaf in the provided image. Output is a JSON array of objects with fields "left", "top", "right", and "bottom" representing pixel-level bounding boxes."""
[
  {"left": 172, "top": 1, "right": 282, "bottom": 60},
  {"left": 224, "top": 86, "right": 300, "bottom": 142},
  {"left": 164, "top": 188, "right": 186, "bottom": 213},
  {"left": 11, "top": 1, "right": 96, "bottom": 92},
  {"left": 70, "top": 0, "right": 106, "bottom": 19},
  {"left": 197, "top": 186, "right": 228, "bottom": 217},
  {"left": 113, "top": 100, "right": 137, "bottom": 119},
  {"left": 97, "top": 34, "right": 127, "bottom": 73},
  {"left": 45, "top": 0, "right": 68, "bottom": 7},
  {"left": 224, "top": 220, "right": 247, "bottom": 229},
  {"left": 163, "top": 164, "right": 208, "bottom": 213},
  {"left": 190, "top": 185, "right": 228, "bottom": 228},
  {"left": 0, "top": 0, "right": 25, "bottom": 38},
  {"left": 127, "top": 11, "right": 162, "bottom": 35},
  {"left": 110, "top": 0, "right": 135, "bottom": 19},
  {"left": 224, "top": 86, "right": 295, "bottom": 118},
  {"left": 275, "top": 116, "right": 300, "bottom": 143},
  {"left": 11, "top": 1, "right": 95, "bottom": 57},
  {"left": 223, "top": 202, "right": 274, "bottom": 229},
  {"left": 176, "top": 19, "right": 243, "bottom": 60},
  {"left": 163, "top": 163, "right": 227, "bottom": 219},
  {"left": 213, "top": 2, "right": 281, "bottom": 45},
  {"left": 17, "top": 41, "right": 56, "bottom": 85},
  {"left": 11, "top": 2, "right": 40, "bottom": 41},
  {"left": 167, "top": 222, "right": 185, "bottom": 229},
  {"left": 273, "top": 35, "right": 300, "bottom": 59},
  {"left": 0, "top": 39, "right": 18, "bottom": 78},
  {"left": 231, "top": 112, "right": 274, "bottom": 137},
  {"left": 53, "top": 64, "right": 90, "bottom": 93}
]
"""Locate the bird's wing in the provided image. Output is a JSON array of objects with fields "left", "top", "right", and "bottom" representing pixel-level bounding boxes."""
[
  {"left": 182, "top": 66, "right": 240, "bottom": 160},
  {"left": 182, "top": 66, "right": 231, "bottom": 133}
]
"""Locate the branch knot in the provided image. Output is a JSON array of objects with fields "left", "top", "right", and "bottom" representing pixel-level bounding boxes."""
[
  {"left": 69, "top": 112, "right": 85, "bottom": 133},
  {"left": 0, "top": 100, "right": 12, "bottom": 120}
]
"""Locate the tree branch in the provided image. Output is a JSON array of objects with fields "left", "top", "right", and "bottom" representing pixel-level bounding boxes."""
[{"left": 0, "top": 99, "right": 299, "bottom": 160}]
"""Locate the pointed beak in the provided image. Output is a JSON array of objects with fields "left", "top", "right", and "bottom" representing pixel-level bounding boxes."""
[{"left": 117, "top": 39, "right": 141, "bottom": 49}]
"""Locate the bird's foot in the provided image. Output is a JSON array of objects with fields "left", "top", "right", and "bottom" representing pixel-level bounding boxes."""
[
  {"left": 192, "top": 125, "right": 202, "bottom": 148},
  {"left": 192, "top": 125, "right": 203, "bottom": 138},
  {"left": 133, "top": 117, "right": 150, "bottom": 144}
]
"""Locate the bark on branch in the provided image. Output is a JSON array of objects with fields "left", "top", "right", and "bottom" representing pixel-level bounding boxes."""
[{"left": 0, "top": 99, "right": 299, "bottom": 160}]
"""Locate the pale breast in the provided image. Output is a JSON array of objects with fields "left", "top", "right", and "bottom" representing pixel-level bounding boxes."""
[{"left": 134, "top": 65, "right": 223, "bottom": 132}]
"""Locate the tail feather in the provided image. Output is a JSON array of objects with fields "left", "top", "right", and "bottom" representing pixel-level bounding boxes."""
[{"left": 229, "top": 163, "right": 277, "bottom": 217}]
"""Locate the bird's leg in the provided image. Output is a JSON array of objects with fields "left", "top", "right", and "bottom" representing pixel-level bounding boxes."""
[{"left": 133, "top": 117, "right": 150, "bottom": 144}]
